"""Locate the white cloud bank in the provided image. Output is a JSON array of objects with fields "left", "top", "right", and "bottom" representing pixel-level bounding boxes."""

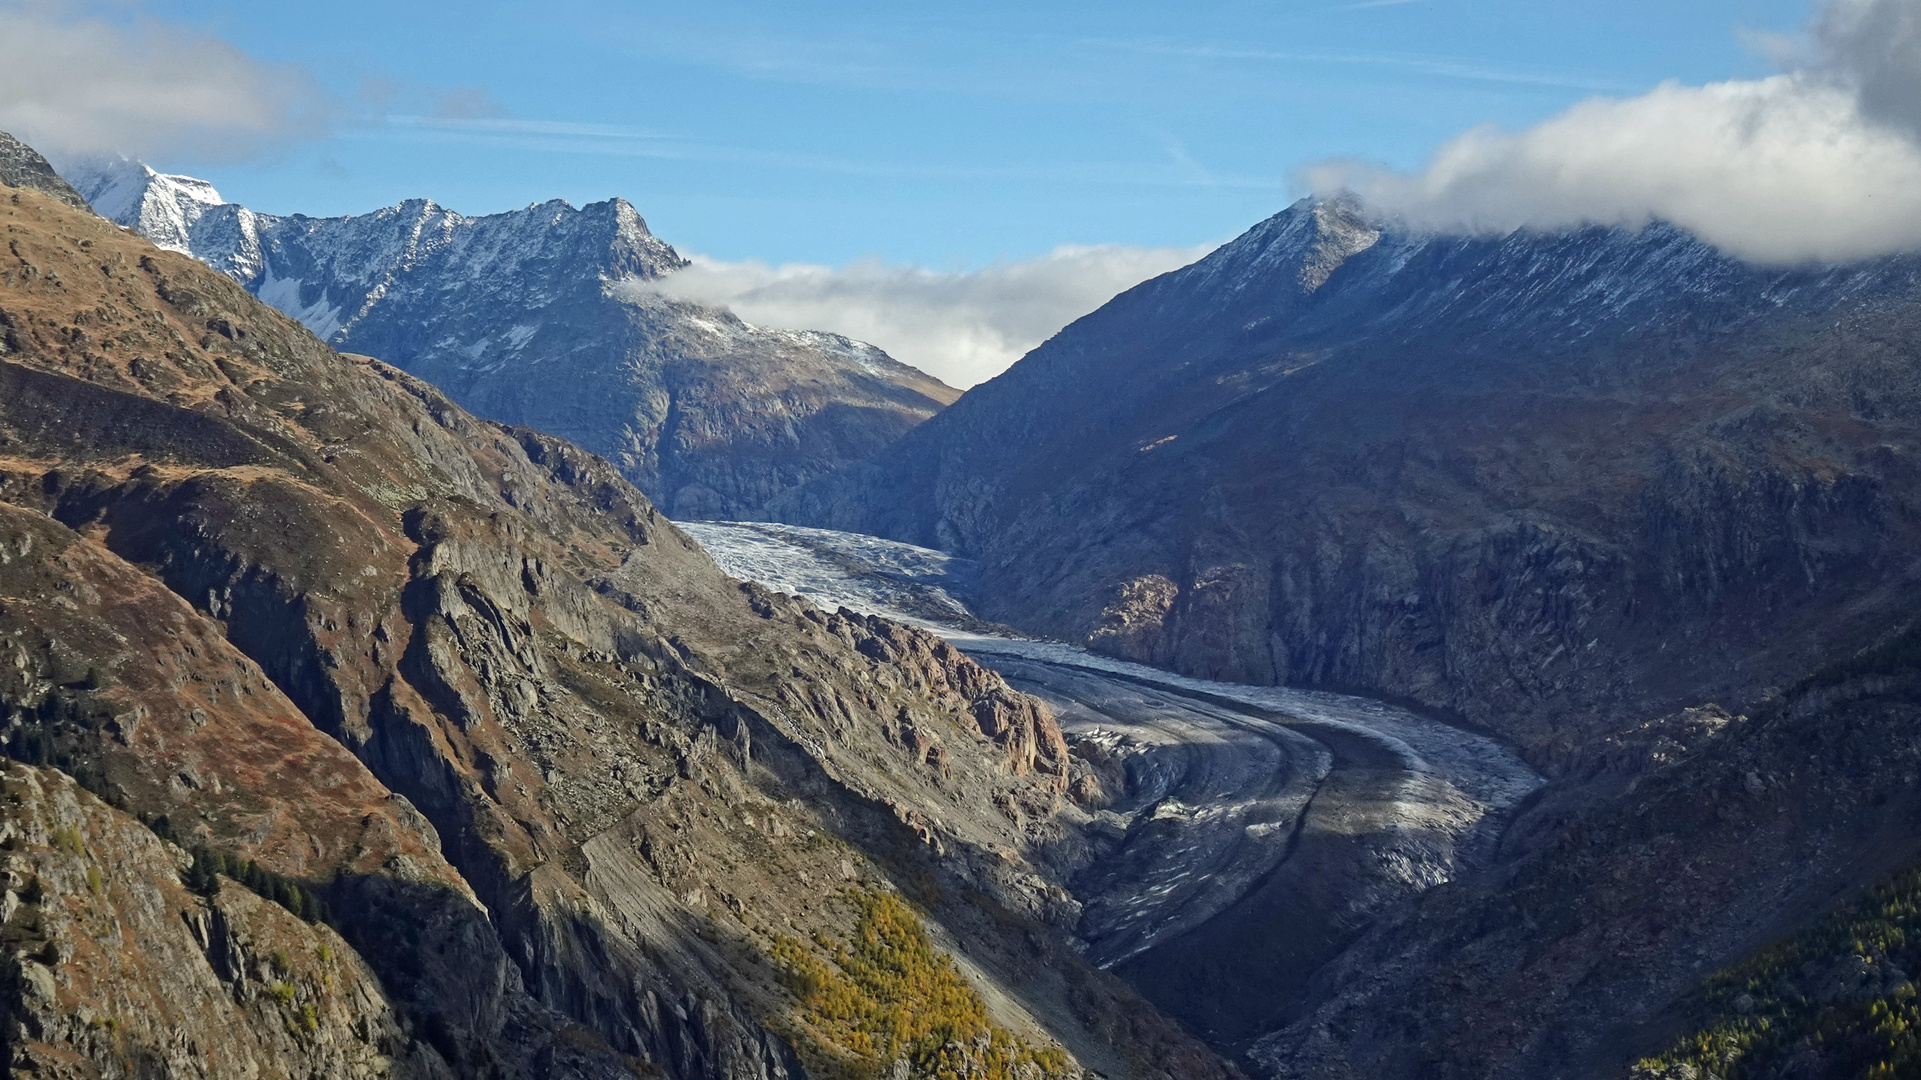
[
  {"left": 0, "top": 0, "right": 329, "bottom": 162},
  {"left": 1307, "top": 0, "right": 1921, "bottom": 264},
  {"left": 648, "top": 244, "right": 1213, "bottom": 388}
]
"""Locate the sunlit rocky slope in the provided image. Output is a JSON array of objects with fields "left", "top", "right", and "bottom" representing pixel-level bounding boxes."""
[
  {"left": 61, "top": 157, "right": 958, "bottom": 520},
  {"left": 0, "top": 132, "right": 1226, "bottom": 1080}
]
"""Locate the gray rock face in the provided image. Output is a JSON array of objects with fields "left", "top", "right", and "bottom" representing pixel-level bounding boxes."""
[
  {"left": 61, "top": 158, "right": 957, "bottom": 518},
  {"left": 773, "top": 197, "right": 1921, "bottom": 758},
  {"left": 0, "top": 132, "right": 89, "bottom": 212}
]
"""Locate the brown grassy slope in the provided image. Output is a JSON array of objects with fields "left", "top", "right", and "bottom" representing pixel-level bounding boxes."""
[
  {"left": 0, "top": 762, "right": 465, "bottom": 1080},
  {"left": 0, "top": 501, "right": 454, "bottom": 885}
]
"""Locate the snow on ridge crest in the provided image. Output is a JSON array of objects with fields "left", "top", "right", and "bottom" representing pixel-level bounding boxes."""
[
  {"left": 61, "top": 156, "right": 234, "bottom": 256},
  {"left": 56, "top": 159, "right": 921, "bottom": 399},
  {"left": 59, "top": 161, "right": 689, "bottom": 339}
]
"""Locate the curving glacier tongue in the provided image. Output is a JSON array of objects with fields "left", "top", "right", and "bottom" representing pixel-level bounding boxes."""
[{"left": 679, "top": 518, "right": 1542, "bottom": 1040}]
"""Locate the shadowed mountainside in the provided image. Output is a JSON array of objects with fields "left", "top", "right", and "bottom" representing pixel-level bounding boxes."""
[
  {"left": 773, "top": 197, "right": 1921, "bottom": 763},
  {"left": 770, "top": 197, "right": 1921, "bottom": 1076}
]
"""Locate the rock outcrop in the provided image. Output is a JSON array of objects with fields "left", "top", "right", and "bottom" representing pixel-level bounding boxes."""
[
  {"left": 61, "top": 156, "right": 958, "bottom": 519},
  {"left": 0, "top": 134, "right": 87, "bottom": 214},
  {"left": 0, "top": 763, "right": 461, "bottom": 1080},
  {"left": 0, "top": 137, "right": 1226, "bottom": 1079},
  {"left": 831, "top": 612, "right": 1071, "bottom": 787}
]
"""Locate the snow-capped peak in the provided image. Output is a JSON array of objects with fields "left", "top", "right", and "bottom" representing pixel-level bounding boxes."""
[{"left": 59, "top": 157, "right": 231, "bottom": 255}]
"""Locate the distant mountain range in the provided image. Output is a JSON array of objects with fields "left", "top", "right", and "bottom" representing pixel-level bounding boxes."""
[
  {"left": 776, "top": 196, "right": 1921, "bottom": 745},
  {"left": 60, "top": 158, "right": 958, "bottom": 519},
  {"left": 24, "top": 117, "right": 1921, "bottom": 1080}
]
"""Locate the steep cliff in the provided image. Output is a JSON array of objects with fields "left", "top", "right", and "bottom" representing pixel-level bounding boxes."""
[
  {"left": 62, "top": 158, "right": 958, "bottom": 519},
  {"left": 0, "top": 762, "right": 466, "bottom": 1080},
  {"left": 0, "top": 138, "right": 1224, "bottom": 1079},
  {"left": 774, "top": 198, "right": 1921, "bottom": 762}
]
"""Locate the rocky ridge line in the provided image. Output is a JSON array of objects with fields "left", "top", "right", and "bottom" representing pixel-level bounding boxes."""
[{"left": 59, "top": 155, "right": 959, "bottom": 519}]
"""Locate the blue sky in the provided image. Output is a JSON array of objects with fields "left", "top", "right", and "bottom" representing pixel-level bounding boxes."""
[
  {"left": 20, "top": 0, "right": 1890, "bottom": 387},
  {"left": 133, "top": 0, "right": 1812, "bottom": 266}
]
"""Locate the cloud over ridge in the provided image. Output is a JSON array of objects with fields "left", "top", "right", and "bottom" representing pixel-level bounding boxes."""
[
  {"left": 0, "top": 0, "right": 329, "bottom": 163},
  {"left": 645, "top": 244, "right": 1213, "bottom": 388},
  {"left": 1309, "top": 0, "right": 1921, "bottom": 264}
]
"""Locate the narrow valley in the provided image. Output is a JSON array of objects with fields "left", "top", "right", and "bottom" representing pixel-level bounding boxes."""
[{"left": 679, "top": 520, "right": 1541, "bottom": 1045}]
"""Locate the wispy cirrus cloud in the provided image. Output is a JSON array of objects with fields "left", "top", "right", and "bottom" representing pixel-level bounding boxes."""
[
  {"left": 369, "top": 114, "right": 1289, "bottom": 192},
  {"left": 1090, "top": 38, "right": 1633, "bottom": 93},
  {"left": 383, "top": 115, "right": 695, "bottom": 147},
  {"left": 1308, "top": 0, "right": 1921, "bottom": 263}
]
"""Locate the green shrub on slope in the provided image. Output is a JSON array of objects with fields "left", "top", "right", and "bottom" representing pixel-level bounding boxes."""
[
  {"left": 770, "top": 889, "right": 1075, "bottom": 1080},
  {"left": 1637, "top": 861, "right": 1921, "bottom": 1079}
]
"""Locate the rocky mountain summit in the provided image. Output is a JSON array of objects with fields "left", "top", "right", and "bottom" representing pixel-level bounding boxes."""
[
  {"left": 0, "top": 135, "right": 1227, "bottom": 1079},
  {"left": 60, "top": 157, "right": 957, "bottom": 519}
]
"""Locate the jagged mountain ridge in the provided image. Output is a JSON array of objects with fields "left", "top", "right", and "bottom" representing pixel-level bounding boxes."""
[
  {"left": 773, "top": 196, "right": 1921, "bottom": 753},
  {"left": 62, "top": 158, "right": 958, "bottom": 519},
  {"left": 0, "top": 135, "right": 1229, "bottom": 1079}
]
